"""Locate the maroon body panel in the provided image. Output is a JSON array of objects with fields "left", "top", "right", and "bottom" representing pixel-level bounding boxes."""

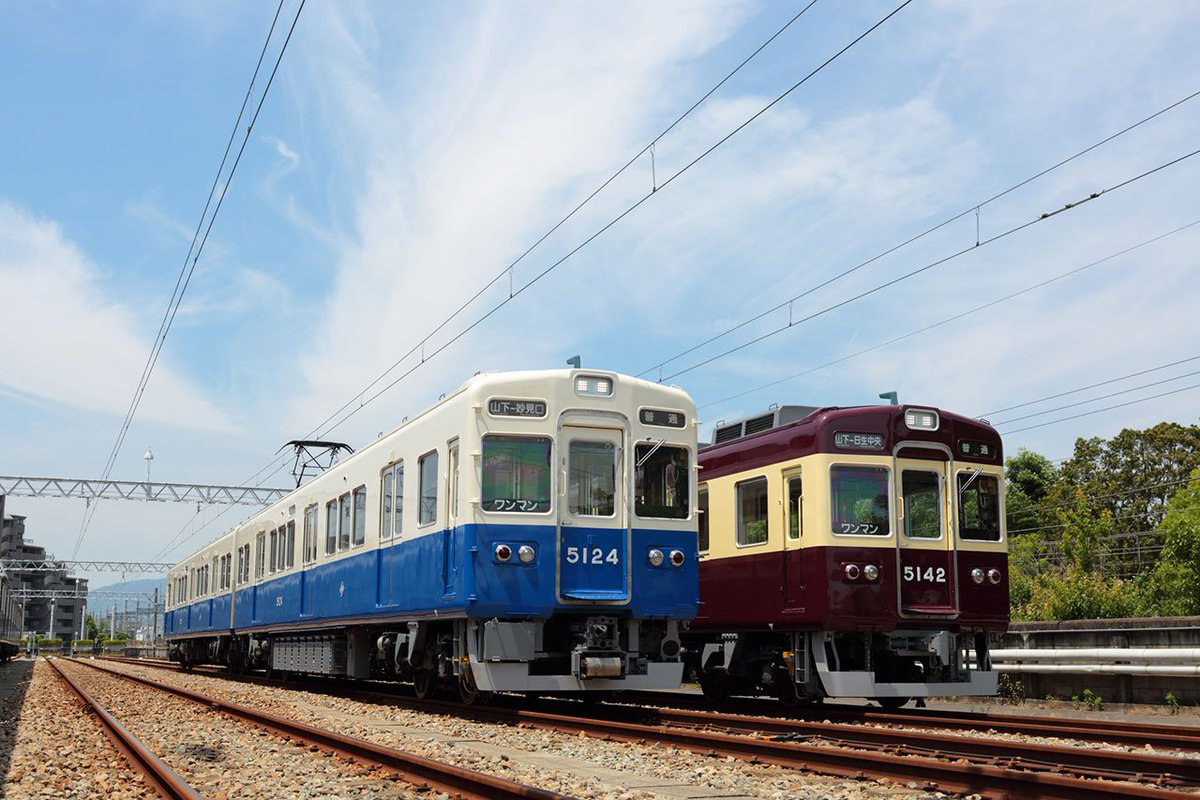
[{"left": 694, "top": 545, "right": 1007, "bottom": 632}]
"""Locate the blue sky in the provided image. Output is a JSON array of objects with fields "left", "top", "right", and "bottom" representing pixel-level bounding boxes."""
[{"left": 2, "top": 1, "right": 1198, "bottom": 582}]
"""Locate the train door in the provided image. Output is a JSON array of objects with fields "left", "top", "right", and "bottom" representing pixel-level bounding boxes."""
[
  {"left": 781, "top": 470, "right": 805, "bottom": 610},
  {"left": 558, "top": 424, "right": 629, "bottom": 601},
  {"left": 893, "top": 443, "right": 958, "bottom": 616}
]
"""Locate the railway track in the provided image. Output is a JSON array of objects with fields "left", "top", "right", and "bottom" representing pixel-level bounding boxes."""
[
  {"left": 97, "top": 656, "right": 1200, "bottom": 798},
  {"left": 65, "top": 658, "right": 567, "bottom": 800},
  {"left": 46, "top": 659, "right": 199, "bottom": 799}
]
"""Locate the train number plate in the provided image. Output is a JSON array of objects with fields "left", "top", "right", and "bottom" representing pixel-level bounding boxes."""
[
  {"left": 565, "top": 546, "right": 619, "bottom": 565},
  {"left": 902, "top": 565, "right": 946, "bottom": 583}
]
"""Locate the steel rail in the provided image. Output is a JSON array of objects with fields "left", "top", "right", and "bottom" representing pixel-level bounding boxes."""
[
  {"left": 46, "top": 659, "right": 201, "bottom": 800},
  {"left": 621, "top": 690, "right": 1200, "bottom": 751},
  {"left": 70, "top": 659, "right": 566, "bottom": 800},
  {"left": 101, "top": 658, "right": 1194, "bottom": 797}
]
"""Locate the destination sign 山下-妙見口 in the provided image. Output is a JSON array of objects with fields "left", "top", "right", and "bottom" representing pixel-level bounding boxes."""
[
  {"left": 487, "top": 399, "right": 547, "bottom": 418},
  {"left": 834, "top": 431, "right": 885, "bottom": 451}
]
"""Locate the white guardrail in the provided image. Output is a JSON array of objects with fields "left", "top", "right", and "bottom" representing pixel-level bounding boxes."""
[{"left": 988, "top": 647, "right": 1200, "bottom": 676}]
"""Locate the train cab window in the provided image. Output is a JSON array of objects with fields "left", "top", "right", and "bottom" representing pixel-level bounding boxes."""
[
  {"left": 303, "top": 505, "right": 318, "bottom": 564},
  {"left": 634, "top": 444, "right": 689, "bottom": 519},
  {"left": 787, "top": 476, "right": 803, "bottom": 539},
  {"left": 339, "top": 493, "right": 352, "bottom": 550},
  {"left": 736, "top": 477, "right": 769, "bottom": 546},
  {"left": 482, "top": 435, "right": 552, "bottom": 513},
  {"left": 325, "top": 501, "right": 337, "bottom": 555},
  {"left": 352, "top": 486, "right": 366, "bottom": 547},
  {"left": 568, "top": 441, "right": 615, "bottom": 517},
  {"left": 419, "top": 451, "right": 439, "bottom": 526},
  {"left": 830, "top": 466, "right": 890, "bottom": 536},
  {"left": 902, "top": 471, "right": 942, "bottom": 539},
  {"left": 697, "top": 486, "right": 709, "bottom": 551},
  {"left": 958, "top": 472, "right": 1002, "bottom": 541}
]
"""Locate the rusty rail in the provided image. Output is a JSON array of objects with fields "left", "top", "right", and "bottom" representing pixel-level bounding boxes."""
[
  {"left": 47, "top": 659, "right": 201, "bottom": 800},
  {"left": 71, "top": 658, "right": 567, "bottom": 800}
]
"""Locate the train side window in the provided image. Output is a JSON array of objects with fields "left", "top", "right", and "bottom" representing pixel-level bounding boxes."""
[
  {"left": 381, "top": 467, "right": 394, "bottom": 540},
  {"left": 286, "top": 520, "right": 296, "bottom": 568},
  {"left": 568, "top": 441, "right": 616, "bottom": 517},
  {"left": 482, "top": 435, "right": 552, "bottom": 513},
  {"left": 325, "top": 501, "right": 337, "bottom": 555},
  {"left": 736, "top": 476, "right": 769, "bottom": 546},
  {"left": 958, "top": 472, "right": 1001, "bottom": 541},
  {"left": 339, "top": 493, "right": 352, "bottom": 550},
  {"left": 255, "top": 531, "right": 266, "bottom": 579},
  {"left": 419, "top": 450, "right": 439, "bottom": 526},
  {"left": 697, "top": 485, "right": 709, "bottom": 551},
  {"left": 830, "top": 465, "right": 890, "bottom": 536},
  {"left": 303, "top": 505, "right": 318, "bottom": 564},
  {"left": 902, "top": 470, "right": 941, "bottom": 539},
  {"left": 634, "top": 444, "right": 689, "bottom": 519},
  {"left": 269, "top": 528, "right": 278, "bottom": 573},
  {"left": 352, "top": 486, "right": 367, "bottom": 547},
  {"left": 394, "top": 462, "right": 405, "bottom": 537},
  {"left": 787, "top": 476, "right": 803, "bottom": 539}
]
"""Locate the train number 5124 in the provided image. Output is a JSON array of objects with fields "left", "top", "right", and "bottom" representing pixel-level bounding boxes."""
[
  {"left": 565, "top": 546, "right": 619, "bottom": 565},
  {"left": 902, "top": 566, "right": 946, "bottom": 583}
]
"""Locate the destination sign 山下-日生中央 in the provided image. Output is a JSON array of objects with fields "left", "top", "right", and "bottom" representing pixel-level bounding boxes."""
[
  {"left": 487, "top": 399, "right": 547, "bottom": 418},
  {"left": 834, "top": 431, "right": 885, "bottom": 450}
]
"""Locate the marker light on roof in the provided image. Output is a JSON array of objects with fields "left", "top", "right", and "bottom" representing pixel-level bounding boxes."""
[{"left": 904, "top": 409, "right": 939, "bottom": 431}]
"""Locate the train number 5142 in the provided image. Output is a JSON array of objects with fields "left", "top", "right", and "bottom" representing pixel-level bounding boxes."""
[{"left": 903, "top": 565, "right": 946, "bottom": 583}]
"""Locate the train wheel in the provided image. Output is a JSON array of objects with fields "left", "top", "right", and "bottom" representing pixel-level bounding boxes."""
[
  {"left": 878, "top": 696, "right": 909, "bottom": 710},
  {"left": 413, "top": 668, "right": 436, "bottom": 700},
  {"left": 457, "top": 669, "right": 491, "bottom": 706},
  {"left": 698, "top": 671, "right": 729, "bottom": 703}
]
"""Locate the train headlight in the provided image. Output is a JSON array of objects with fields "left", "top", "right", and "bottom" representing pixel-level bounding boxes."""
[
  {"left": 518, "top": 545, "right": 536, "bottom": 563},
  {"left": 844, "top": 563, "right": 861, "bottom": 581},
  {"left": 494, "top": 544, "right": 512, "bottom": 562},
  {"left": 863, "top": 564, "right": 879, "bottom": 581},
  {"left": 648, "top": 549, "right": 664, "bottom": 567},
  {"left": 987, "top": 568, "right": 1002, "bottom": 585},
  {"left": 971, "top": 567, "right": 986, "bottom": 584},
  {"left": 669, "top": 549, "right": 685, "bottom": 567}
]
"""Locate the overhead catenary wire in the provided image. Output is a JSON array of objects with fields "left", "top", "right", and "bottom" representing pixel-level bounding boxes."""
[
  {"left": 1000, "top": 381, "right": 1200, "bottom": 435},
  {"left": 695, "top": 218, "right": 1200, "bottom": 411},
  {"left": 656, "top": 146, "right": 1200, "bottom": 384},
  {"left": 992, "top": 369, "right": 1200, "bottom": 426},
  {"left": 287, "top": 0, "right": 914, "bottom": 445},
  {"left": 637, "top": 87, "right": 1200, "bottom": 381},
  {"left": 73, "top": 0, "right": 307, "bottom": 559},
  {"left": 1014, "top": 475, "right": 1200, "bottom": 517}
]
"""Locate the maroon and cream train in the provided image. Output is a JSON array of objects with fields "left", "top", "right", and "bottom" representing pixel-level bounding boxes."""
[{"left": 683, "top": 403, "right": 1006, "bottom": 707}]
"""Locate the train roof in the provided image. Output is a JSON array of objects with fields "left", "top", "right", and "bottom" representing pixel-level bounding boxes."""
[{"left": 700, "top": 403, "right": 1002, "bottom": 481}]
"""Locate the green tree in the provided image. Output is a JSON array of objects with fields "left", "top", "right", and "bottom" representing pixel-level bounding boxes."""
[
  {"left": 1005, "top": 449, "right": 1060, "bottom": 536},
  {"left": 1129, "top": 467, "right": 1200, "bottom": 616},
  {"left": 84, "top": 613, "right": 101, "bottom": 641}
]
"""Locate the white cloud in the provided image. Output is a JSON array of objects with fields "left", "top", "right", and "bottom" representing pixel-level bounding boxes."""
[{"left": 0, "top": 201, "right": 236, "bottom": 432}]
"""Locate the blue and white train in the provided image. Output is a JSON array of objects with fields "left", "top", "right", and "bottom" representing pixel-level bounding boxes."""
[{"left": 165, "top": 369, "right": 699, "bottom": 700}]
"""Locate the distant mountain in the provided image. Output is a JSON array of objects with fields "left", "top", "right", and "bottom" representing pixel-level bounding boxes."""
[{"left": 88, "top": 578, "right": 165, "bottom": 618}]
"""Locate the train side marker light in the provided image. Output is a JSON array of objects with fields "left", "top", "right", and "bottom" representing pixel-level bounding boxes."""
[
  {"left": 987, "top": 568, "right": 1002, "bottom": 585},
  {"left": 495, "top": 544, "right": 512, "bottom": 562},
  {"left": 669, "top": 550, "right": 685, "bottom": 567},
  {"left": 863, "top": 564, "right": 879, "bottom": 581},
  {"left": 971, "top": 568, "right": 986, "bottom": 584},
  {"left": 648, "top": 549, "right": 665, "bottom": 567},
  {"left": 518, "top": 545, "right": 536, "bottom": 563},
  {"left": 844, "top": 563, "right": 861, "bottom": 581}
]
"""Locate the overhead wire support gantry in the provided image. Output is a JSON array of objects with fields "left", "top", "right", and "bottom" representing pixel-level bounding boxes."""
[{"left": 0, "top": 476, "right": 287, "bottom": 506}]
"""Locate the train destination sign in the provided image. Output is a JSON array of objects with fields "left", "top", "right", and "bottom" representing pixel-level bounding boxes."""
[
  {"left": 959, "top": 439, "right": 995, "bottom": 458},
  {"left": 639, "top": 408, "right": 687, "bottom": 428},
  {"left": 487, "top": 399, "right": 547, "bottom": 418},
  {"left": 834, "top": 431, "right": 885, "bottom": 451}
]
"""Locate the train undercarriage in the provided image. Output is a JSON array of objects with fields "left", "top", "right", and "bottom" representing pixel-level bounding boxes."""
[
  {"left": 168, "top": 614, "right": 683, "bottom": 703},
  {"left": 687, "top": 628, "right": 997, "bottom": 708}
]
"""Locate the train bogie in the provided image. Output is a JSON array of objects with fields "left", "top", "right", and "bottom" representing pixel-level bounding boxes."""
[{"left": 165, "top": 369, "right": 699, "bottom": 696}]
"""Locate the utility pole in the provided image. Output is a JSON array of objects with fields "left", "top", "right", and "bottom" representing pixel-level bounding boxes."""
[
  {"left": 152, "top": 587, "right": 159, "bottom": 645},
  {"left": 109, "top": 605, "right": 115, "bottom": 639}
]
